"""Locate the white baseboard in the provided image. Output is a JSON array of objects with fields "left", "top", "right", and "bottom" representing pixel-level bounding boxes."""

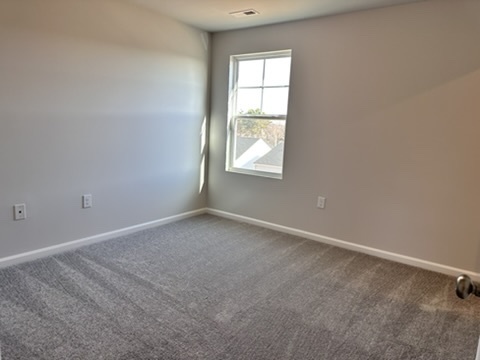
[
  {"left": 0, "top": 208, "right": 208, "bottom": 269},
  {"left": 207, "top": 208, "right": 480, "bottom": 281},
  {"left": 4, "top": 207, "right": 477, "bottom": 282}
]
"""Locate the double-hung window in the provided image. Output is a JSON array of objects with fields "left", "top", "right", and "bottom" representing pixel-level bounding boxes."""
[{"left": 226, "top": 50, "right": 292, "bottom": 179}]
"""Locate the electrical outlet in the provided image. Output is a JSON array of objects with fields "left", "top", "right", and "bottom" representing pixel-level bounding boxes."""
[
  {"left": 317, "top": 196, "right": 326, "bottom": 209},
  {"left": 82, "top": 194, "right": 92, "bottom": 209},
  {"left": 14, "top": 203, "right": 27, "bottom": 220}
]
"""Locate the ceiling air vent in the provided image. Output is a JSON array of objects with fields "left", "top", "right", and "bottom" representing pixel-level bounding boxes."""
[{"left": 229, "top": 9, "right": 260, "bottom": 18}]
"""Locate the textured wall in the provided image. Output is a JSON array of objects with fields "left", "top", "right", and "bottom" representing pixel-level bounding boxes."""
[
  {"left": 208, "top": 0, "right": 480, "bottom": 272},
  {"left": 0, "top": 0, "right": 209, "bottom": 257}
]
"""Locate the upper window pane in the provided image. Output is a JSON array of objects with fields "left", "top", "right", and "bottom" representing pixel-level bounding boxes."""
[
  {"left": 236, "top": 88, "right": 262, "bottom": 114},
  {"left": 262, "top": 88, "right": 289, "bottom": 115},
  {"left": 237, "top": 59, "right": 264, "bottom": 87},
  {"left": 264, "top": 57, "right": 291, "bottom": 87}
]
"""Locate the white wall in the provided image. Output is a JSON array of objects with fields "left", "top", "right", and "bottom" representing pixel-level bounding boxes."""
[
  {"left": 209, "top": 0, "right": 480, "bottom": 272},
  {"left": 0, "top": 0, "right": 209, "bottom": 257}
]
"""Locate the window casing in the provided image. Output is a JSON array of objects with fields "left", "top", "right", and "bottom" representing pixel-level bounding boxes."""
[{"left": 226, "top": 50, "right": 292, "bottom": 179}]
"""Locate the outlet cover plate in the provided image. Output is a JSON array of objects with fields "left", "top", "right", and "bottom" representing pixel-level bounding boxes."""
[
  {"left": 82, "top": 194, "right": 92, "bottom": 209},
  {"left": 317, "top": 196, "right": 326, "bottom": 209}
]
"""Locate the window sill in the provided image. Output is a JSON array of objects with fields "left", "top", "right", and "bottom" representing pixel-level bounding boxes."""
[{"left": 226, "top": 167, "right": 283, "bottom": 180}]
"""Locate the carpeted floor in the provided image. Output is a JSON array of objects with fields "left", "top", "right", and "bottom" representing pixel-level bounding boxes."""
[{"left": 0, "top": 214, "right": 479, "bottom": 359}]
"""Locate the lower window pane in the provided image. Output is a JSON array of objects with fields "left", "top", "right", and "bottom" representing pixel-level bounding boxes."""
[{"left": 233, "top": 118, "right": 285, "bottom": 174}]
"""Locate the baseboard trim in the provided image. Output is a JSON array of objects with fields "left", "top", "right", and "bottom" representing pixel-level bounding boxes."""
[
  {"left": 207, "top": 208, "right": 479, "bottom": 280},
  {"left": 4, "top": 207, "right": 476, "bottom": 280},
  {"left": 0, "top": 208, "right": 208, "bottom": 269}
]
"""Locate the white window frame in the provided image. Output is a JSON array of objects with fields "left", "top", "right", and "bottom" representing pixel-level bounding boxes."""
[{"left": 226, "top": 49, "right": 292, "bottom": 179}]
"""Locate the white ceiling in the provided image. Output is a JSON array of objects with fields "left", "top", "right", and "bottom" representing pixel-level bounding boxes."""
[{"left": 126, "top": 0, "right": 426, "bottom": 32}]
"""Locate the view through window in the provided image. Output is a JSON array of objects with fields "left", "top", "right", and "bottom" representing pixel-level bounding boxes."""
[{"left": 226, "top": 50, "right": 292, "bottom": 178}]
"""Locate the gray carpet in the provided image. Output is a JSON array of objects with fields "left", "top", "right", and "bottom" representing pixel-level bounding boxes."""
[{"left": 0, "top": 214, "right": 479, "bottom": 359}]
